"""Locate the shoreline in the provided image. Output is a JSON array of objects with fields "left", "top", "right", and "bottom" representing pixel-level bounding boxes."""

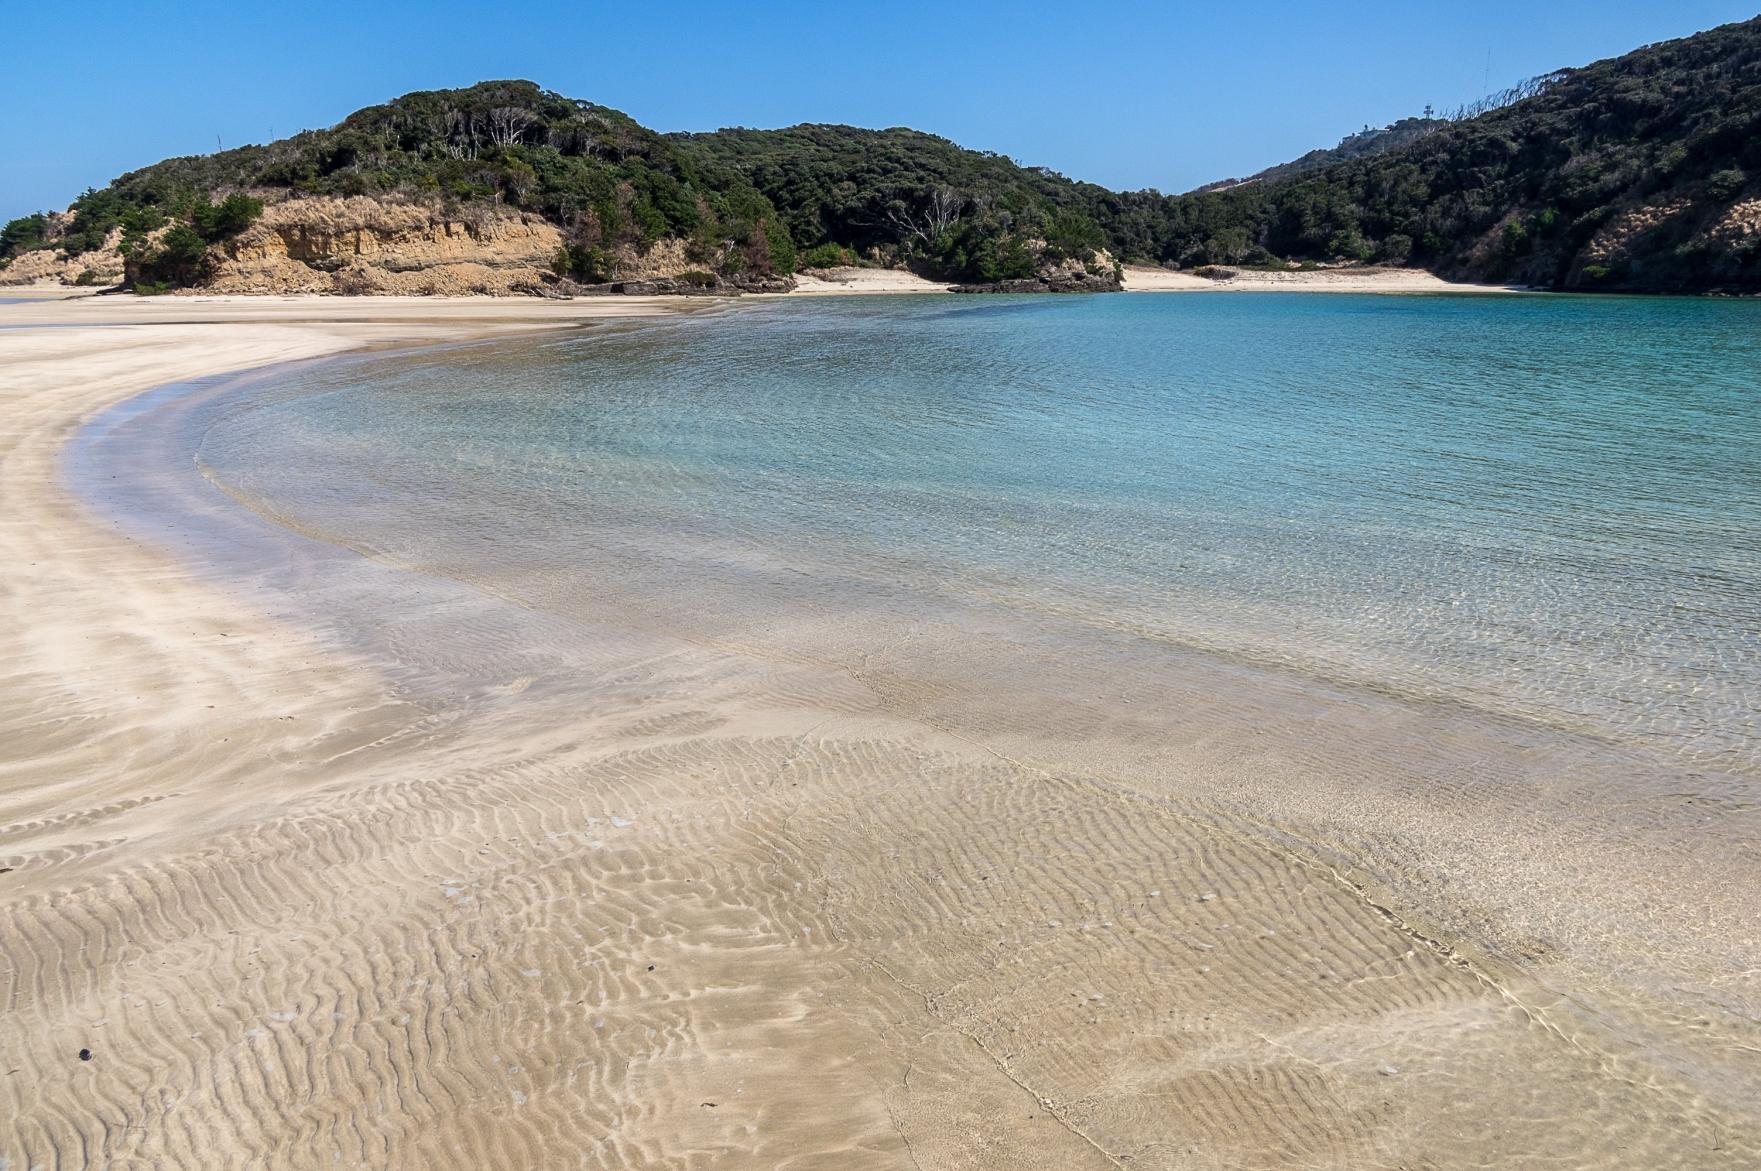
[
  {"left": 4, "top": 294, "right": 1758, "bottom": 1168},
  {"left": 1, "top": 260, "right": 1526, "bottom": 305}
]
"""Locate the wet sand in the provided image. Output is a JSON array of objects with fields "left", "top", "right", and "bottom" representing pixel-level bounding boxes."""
[{"left": 1, "top": 293, "right": 1757, "bottom": 1169}]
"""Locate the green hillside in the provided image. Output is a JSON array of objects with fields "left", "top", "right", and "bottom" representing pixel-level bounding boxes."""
[
  {"left": 1138, "top": 16, "right": 1761, "bottom": 289},
  {"left": 4, "top": 15, "right": 1760, "bottom": 293}
]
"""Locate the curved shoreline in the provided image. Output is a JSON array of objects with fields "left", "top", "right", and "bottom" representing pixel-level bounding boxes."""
[
  {"left": 0, "top": 294, "right": 688, "bottom": 875},
  {"left": 4, "top": 293, "right": 1760, "bottom": 1169}
]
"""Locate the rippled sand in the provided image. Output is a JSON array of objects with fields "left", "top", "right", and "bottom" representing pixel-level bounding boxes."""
[{"left": 2, "top": 293, "right": 1758, "bottom": 1169}]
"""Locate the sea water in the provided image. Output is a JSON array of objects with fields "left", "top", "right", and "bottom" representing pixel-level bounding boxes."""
[{"left": 186, "top": 293, "right": 1761, "bottom": 768}]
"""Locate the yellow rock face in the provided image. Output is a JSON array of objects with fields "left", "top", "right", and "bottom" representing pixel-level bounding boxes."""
[
  {"left": 206, "top": 196, "right": 566, "bottom": 295},
  {"left": 0, "top": 225, "right": 125, "bottom": 287}
]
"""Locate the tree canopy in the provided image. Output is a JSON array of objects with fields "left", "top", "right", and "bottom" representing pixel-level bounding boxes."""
[{"left": 8, "top": 16, "right": 1761, "bottom": 292}]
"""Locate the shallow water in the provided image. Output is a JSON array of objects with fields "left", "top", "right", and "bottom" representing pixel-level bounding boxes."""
[
  {"left": 187, "top": 292, "right": 1761, "bottom": 768},
  {"left": 49, "top": 292, "right": 1761, "bottom": 1168}
]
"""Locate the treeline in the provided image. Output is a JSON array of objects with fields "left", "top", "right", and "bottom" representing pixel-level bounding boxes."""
[
  {"left": 670, "top": 124, "right": 1116, "bottom": 282},
  {"left": 1, "top": 81, "right": 800, "bottom": 285},
  {"left": 6, "top": 16, "right": 1761, "bottom": 293},
  {"left": 685, "top": 15, "right": 1761, "bottom": 292},
  {"left": 1127, "top": 17, "right": 1761, "bottom": 290},
  {"left": 0, "top": 81, "right": 1126, "bottom": 288}
]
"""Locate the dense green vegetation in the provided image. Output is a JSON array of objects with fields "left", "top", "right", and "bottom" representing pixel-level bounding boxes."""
[
  {"left": 1136, "top": 17, "right": 1761, "bottom": 289},
  {"left": 671, "top": 125, "right": 1116, "bottom": 280},
  {"left": 5, "top": 81, "right": 1112, "bottom": 287},
  {"left": 8, "top": 16, "right": 1760, "bottom": 292},
  {"left": 682, "top": 16, "right": 1761, "bottom": 291},
  {"left": 0, "top": 212, "right": 49, "bottom": 268},
  {"left": 19, "top": 81, "right": 798, "bottom": 286}
]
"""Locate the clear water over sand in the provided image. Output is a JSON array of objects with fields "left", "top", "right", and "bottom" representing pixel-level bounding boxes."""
[
  {"left": 44, "top": 291, "right": 1761, "bottom": 1168},
  {"left": 196, "top": 292, "right": 1761, "bottom": 767}
]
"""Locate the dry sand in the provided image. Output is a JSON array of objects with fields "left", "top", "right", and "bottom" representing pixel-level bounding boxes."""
[
  {"left": 1120, "top": 264, "right": 1523, "bottom": 293},
  {"left": 788, "top": 264, "right": 1520, "bottom": 295},
  {"left": 2, "top": 291, "right": 1757, "bottom": 1170},
  {"left": 789, "top": 267, "right": 954, "bottom": 294}
]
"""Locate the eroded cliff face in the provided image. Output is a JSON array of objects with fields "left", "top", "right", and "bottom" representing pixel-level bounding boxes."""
[
  {"left": 5, "top": 195, "right": 750, "bottom": 296},
  {"left": 202, "top": 197, "right": 564, "bottom": 295},
  {"left": 0, "top": 216, "right": 124, "bottom": 286}
]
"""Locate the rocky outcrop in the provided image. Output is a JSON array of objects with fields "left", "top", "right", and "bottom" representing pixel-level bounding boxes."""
[
  {"left": 951, "top": 253, "right": 1119, "bottom": 294},
  {"left": 1576, "top": 198, "right": 1695, "bottom": 269},
  {"left": 949, "top": 245, "right": 1123, "bottom": 294},
  {"left": 556, "top": 271, "right": 791, "bottom": 296},
  {"left": 1701, "top": 197, "right": 1761, "bottom": 252},
  {"left": 0, "top": 219, "right": 124, "bottom": 286},
  {"left": 200, "top": 196, "right": 562, "bottom": 295},
  {"left": 4, "top": 193, "right": 790, "bottom": 296},
  {"left": 949, "top": 273, "right": 1120, "bottom": 294}
]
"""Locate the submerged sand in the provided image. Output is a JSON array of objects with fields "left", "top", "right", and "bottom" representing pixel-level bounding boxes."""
[{"left": 1, "top": 292, "right": 1757, "bottom": 1169}]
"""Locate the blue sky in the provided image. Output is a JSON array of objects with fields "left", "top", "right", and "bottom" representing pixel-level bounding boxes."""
[{"left": 3, "top": 2, "right": 1756, "bottom": 222}]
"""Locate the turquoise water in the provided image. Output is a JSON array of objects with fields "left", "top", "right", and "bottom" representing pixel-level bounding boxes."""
[{"left": 194, "top": 293, "right": 1761, "bottom": 765}]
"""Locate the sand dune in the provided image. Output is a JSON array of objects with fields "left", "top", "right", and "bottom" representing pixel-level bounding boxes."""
[{"left": 1, "top": 293, "right": 1756, "bottom": 1169}]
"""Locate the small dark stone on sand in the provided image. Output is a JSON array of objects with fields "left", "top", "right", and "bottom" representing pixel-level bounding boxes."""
[
  {"left": 78, "top": 1048, "right": 92, "bottom": 1061},
  {"left": 647, "top": 965, "right": 655, "bottom": 971}
]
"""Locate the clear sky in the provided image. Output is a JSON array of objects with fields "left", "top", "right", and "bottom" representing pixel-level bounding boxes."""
[{"left": 3, "top": 1, "right": 1756, "bottom": 223}]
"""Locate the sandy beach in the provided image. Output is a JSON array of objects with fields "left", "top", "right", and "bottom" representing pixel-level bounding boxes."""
[
  {"left": 1118, "top": 264, "right": 1524, "bottom": 293},
  {"left": 3, "top": 290, "right": 1758, "bottom": 1170},
  {"left": 782, "top": 265, "right": 1520, "bottom": 295}
]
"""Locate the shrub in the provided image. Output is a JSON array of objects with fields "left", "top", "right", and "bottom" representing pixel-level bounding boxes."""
[
  {"left": 1326, "top": 230, "right": 1373, "bottom": 262},
  {"left": 1192, "top": 265, "right": 1239, "bottom": 280},
  {"left": 1707, "top": 168, "right": 1747, "bottom": 202},
  {"left": 1376, "top": 232, "right": 1414, "bottom": 263},
  {"left": 1043, "top": 208, "right": 1105, "bottom": 261},
  {"left": 0, "top": 212, "right": 49, "bottom": 260},
  {"left": 1501, "top": 220, "right": 1531, "bottom": 257},
  {"left": 73, "top": 270, "right": 98, "bottom": 286},
  {"left": 764, "top": 219, "right": 796, "bottom": 274},
  {"left": 798, "top": 242, "right": 851, "bottom": 269},
  {"left": 192, "top": 193, "right": 264, "bottom": 241},
  {"left": 553, "top": 243, "right": 613, "bottom": 283},
  {"left": 132, "top": 224, "right": 209, "bottom": 287}
]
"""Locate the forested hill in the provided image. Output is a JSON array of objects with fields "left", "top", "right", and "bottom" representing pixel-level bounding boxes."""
[
  {"left": 689, "top": 15, "right": 1761, "bottom": 293},
  {"left": 0, "top": 81, "right": 1124, "bottom": 292},
  {"left": 1140, "top": 15, "right": 1761, "bottom": 291},
  {"left": 669, "top": 125, "right": 1119, "bottom": 282},
  {"left": 4, "top": 15, "right": 1760, "bottom": 294}
]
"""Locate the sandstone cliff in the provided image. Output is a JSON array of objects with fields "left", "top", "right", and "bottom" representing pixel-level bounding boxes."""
[
  {"left": 198, "top": 197, "right": 563, "bottom": 295},
  {"left": 3, "top": 194, "right": 808, "bottom": 297}
]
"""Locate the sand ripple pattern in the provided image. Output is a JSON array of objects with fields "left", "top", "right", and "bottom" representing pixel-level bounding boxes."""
[
  {"left": 5, "top": 305, "right": 1759, "bottom": 1170},
  {"left": 7, "top": 702, "right": 1757, "bottom": 1168}
]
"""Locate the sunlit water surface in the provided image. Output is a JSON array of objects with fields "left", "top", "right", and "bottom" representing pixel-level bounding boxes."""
[{"left": 192, "top": 293, "right": 1761, "bottom": 766}]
